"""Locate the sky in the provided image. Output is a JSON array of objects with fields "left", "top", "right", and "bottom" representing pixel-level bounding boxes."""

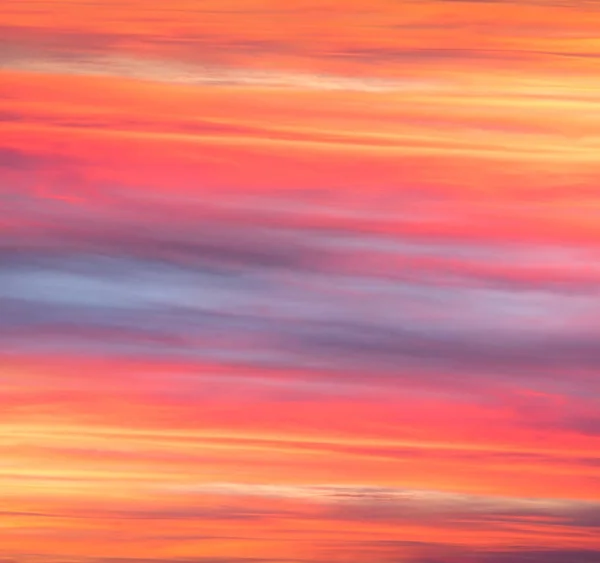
[{"left": 1, "top": 1, "right": 600, "bottom": 562}]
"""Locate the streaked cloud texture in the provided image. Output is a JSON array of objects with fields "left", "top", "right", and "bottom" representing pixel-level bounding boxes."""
[{"left": 1, "top": 1, "right": 600, "bottom": 562}]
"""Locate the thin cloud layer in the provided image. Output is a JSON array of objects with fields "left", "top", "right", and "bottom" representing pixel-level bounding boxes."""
[{"left": 1, "top": 0, "right": 600, "bottom": 562}]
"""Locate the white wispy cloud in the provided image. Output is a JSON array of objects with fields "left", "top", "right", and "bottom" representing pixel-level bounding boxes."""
[{"left": 1, "top": 52, "right": 445, "bottom": 92}]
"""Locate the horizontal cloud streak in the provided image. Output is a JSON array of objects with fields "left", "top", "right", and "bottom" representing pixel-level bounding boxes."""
[
  {"left": 2, "top": 0, "right": 600, "bottom": 562},
  {"left": 2, "top": 200, "right": 600, "bottom": 382}
]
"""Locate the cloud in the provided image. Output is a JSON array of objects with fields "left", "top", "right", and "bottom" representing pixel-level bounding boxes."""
[
  {"left": 0, "top": 147, "right": 63, "bottom": 170},
  {"left": 0, "top": 51, "right": 435, "bottom": 92},
  {"left": 2, "top": 197, "right": 600, "bottom": 382},
  {"left": 327, "top": 489, "right": 600, "bottom": 529},
  {"left": 452, "top": 550, "right": 600, "bottom": 563},
  {"left": 159, "top": 482, "right": 600, "bottom": 531},
  {"left": 325, "top": 544, "right": 600, "bottom": 563},
  {"left": 559, "top": 415, "right": 600, "bottom": 437},
  {"left": 6, "top": 480, "right": 600, "bottom": 534}
]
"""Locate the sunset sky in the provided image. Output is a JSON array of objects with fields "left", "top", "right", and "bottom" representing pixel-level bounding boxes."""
[{"left": 1, "top": 1, "right": 600, "bottom": 562}]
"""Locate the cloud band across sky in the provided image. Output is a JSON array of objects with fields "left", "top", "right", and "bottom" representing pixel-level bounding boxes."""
[{"left": 1, "top": 1, "right": 600, "bottom": 562}]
